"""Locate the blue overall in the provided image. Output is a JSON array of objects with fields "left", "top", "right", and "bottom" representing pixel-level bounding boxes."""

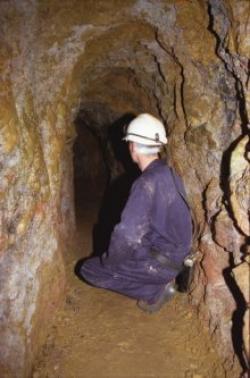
[{"left": 80, "top": 159, "right": 192, "bottom": 303}]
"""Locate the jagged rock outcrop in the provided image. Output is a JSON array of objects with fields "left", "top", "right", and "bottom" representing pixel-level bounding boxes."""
[{"left": 0, "top": 1, "right": 249, "bottom": 377}]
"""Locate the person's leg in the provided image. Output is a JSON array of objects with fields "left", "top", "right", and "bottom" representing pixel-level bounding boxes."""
[{"left": 80, "top": 256, "right": 176, "bottom": 307}]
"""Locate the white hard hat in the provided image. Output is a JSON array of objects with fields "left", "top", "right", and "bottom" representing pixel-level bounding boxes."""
[{"left": 123, "top": 113, "right": 168, "bottom": 145}]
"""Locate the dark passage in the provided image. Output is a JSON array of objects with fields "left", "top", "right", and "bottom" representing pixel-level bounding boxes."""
[{"left": 73, "top": 113, "right": 139, "bottom": 258}]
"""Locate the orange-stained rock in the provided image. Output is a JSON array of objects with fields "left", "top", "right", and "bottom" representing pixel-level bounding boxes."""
[
  {"left": 0, "top": 0, "right": 248, "bottom": 376},
  {"left": 229, "top": 135, "right": 250, "bottom": 237},
  {"left": 233, "top": 261, "right": 250, "bottom": 360}
]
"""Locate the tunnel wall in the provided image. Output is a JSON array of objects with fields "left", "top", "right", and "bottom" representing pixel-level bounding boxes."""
[
  {"left": 0, "top": 2, "right": 77, "bottom": 376},
  {"left": 0, "top": 1, "right": 249, "bottom": 377}
]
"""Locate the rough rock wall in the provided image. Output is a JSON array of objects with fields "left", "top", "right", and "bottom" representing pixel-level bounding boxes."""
[
  {"left": 0, "top": 1, "right": 76, "bottom": 376},
  {"left": 205, "top": 0, "right": 250, "bottom": 369},
  {"left": 0, "top": 1, "right": 249, "bottom": 377}
]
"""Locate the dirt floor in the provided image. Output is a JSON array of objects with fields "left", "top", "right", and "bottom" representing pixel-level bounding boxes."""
[{"left": 33, "top": 195, "right": 229, "bottom": 378}]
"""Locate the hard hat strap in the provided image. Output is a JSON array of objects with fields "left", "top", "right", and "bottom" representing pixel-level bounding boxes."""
[{"left": 126, "top": 132, "right": 163, "bottom": 144}]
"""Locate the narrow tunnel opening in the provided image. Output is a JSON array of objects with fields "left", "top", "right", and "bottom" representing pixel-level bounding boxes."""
[
  {"left": 73, "top": 111, "right": 140, "bottom": 258},
  {"left": 1, "top": 1, "right": 249, "bottom": 376},
  {"left": 73, "top": 116, "right": 108, "bottom": 219}
]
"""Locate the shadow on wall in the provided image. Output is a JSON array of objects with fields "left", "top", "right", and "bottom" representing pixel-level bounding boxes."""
[
  {"left": 223, "top": 257, "right": 249, "bottom": 372},
  {"left": 92, "top": 113, "right": 140, "bottom": 257},
  {"left": 220, "top": 133, "right": 250, "bottom": 373}
]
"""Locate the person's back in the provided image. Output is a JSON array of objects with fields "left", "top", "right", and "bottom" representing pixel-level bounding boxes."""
[{"left": 142, "top": 160, "right": 192, "bottom": 267}]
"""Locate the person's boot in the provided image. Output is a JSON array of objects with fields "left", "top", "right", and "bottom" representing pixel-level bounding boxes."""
[{"left": 137, "top": 281, "right": 176, "bottom": 313}]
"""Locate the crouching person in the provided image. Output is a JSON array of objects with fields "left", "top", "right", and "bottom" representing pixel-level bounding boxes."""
[{"left": 80, "top": 113, "right": 192, "bottom": 313}]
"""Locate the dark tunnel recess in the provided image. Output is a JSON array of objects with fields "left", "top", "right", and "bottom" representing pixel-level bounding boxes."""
[{"left": 73, "top": 116, "right": 107, "bottom": 208}]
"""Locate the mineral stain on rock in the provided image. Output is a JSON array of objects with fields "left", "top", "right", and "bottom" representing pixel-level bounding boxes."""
[{"left": 0, "top": 0, "right": 249, "bottom": 377}]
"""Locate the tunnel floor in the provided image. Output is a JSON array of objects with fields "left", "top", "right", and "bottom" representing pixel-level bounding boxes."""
[{"left": 33, "top": 194, "right": 227, "bottom": 378}]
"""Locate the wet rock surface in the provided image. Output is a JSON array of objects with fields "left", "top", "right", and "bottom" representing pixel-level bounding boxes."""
[{"left": 0, "top": 0, "right": 249, "bottom": 376}]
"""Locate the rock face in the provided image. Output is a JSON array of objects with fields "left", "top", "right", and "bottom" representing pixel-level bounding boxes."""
[{"left": 0, "top": 1, "right": 249, "bottom": 377}]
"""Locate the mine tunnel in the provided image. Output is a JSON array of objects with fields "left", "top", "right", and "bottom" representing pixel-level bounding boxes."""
[
  {"left": 73, "top": 110, "right": 140, "bottom": 258},
  {"left": 0, "top": 1, "right": 249, "bottom": 378},
  {"left": 73, "top": 114, "right": 107, "bottom": 217}
]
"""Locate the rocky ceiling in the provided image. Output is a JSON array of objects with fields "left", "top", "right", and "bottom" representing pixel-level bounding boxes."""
[{"left": 0, "top": 0, "right": 249, "bottom": 377}]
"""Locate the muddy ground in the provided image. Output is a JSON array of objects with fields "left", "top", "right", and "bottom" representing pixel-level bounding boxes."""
[{"left": 33, "top": 195, "right": 230, "bottom": 378}]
